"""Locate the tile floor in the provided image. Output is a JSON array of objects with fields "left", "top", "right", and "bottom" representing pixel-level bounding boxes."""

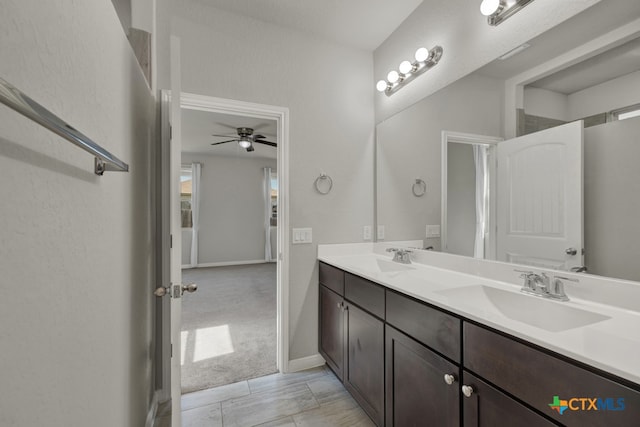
[{"left": 156, "top": 365, "right": 375, "bottom": 427}]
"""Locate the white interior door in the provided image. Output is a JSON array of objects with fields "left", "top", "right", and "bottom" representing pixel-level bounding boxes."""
[
  {"left": 497, "top": 120, "right": 583, "bottom": 270},
  {"left": 169, "top": 35, "right": 183, "bottom": 426}
]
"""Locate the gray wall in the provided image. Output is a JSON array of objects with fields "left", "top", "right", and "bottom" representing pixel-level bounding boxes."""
[
  {"left": 182, "top": 153, "right": 277, "bottom": 265},
  {"left": 376, "top": 72, "right": 504, "bottom": 247},
  {"left": 0, "top": 1, "right": 155, "bottom": 426},
  {"left": 156, "top": 0, "right": 375, "bottom": 360},
  {"left": 584, "top": 117, "right": 640, "bottom": 281},
  {"left": 446, "top": 143, "right": 476, "bottom": 257}
]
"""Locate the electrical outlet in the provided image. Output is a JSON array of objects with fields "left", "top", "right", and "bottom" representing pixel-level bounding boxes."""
[
  {"left": 292, "top": 227, "right": 312, "bottom": 244},
  {"left": 363, "top": 226, "right": 372, "bottom": 241},
  {"left": 426, "top": 225, "right": 441, "bottom": 238},
  {"left": 377, "top": 225, "right": 385, "bottom": 240}
]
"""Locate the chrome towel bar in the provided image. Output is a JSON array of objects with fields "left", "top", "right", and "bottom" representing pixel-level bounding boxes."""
[{"left": 0, "top": 78, "right": 129, "bottom": 175}]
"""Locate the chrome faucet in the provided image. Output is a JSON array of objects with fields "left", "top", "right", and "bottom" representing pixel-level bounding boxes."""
[
  {"left": 386, "top": 248, "right": 413, "bottom": 264},
  {"left": 515, "top": 270, "right": 573, "bottom": 301}
]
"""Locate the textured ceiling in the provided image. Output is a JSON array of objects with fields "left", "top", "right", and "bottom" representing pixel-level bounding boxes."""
[
  {"left": 195, "top": 0, "right": 424, "bottom": 50},
  {"left": 182, "top": 108, "right": 277, "bottom": 159},
  {"left": 529, "top": 37, "right": 640, "bottom": 94}
]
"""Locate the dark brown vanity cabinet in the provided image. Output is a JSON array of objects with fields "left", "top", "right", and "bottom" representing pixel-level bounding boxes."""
[
  {"left": 385, "top": 325, "right": 460, "bottom": 427},
  {"left": 318, "top": 263, "right": 385, "bottom": 426},
  {"left": 319, "top": 262, "right": 640, "bottom": 427}
]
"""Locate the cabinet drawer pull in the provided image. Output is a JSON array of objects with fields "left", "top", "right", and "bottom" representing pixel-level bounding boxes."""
[
  {"left": 461, "top": 385, "right": 474, "bottom": 398},
  {"left": 337, "top": 302, "right": 342, "bottom": 309},
  {"left": 443, "top": 374, "right": 456, "bottom": 385}
]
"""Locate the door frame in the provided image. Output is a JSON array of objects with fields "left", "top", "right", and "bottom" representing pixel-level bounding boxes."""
[
  {"left": 441, "top": 131, "right": 502, "bottom": 259},
  {"left": 157, "top": 91, "right": 290, "bottom": 401}
]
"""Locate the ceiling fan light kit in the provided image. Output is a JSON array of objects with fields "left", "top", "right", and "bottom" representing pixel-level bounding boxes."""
[{"left": 211, "top": 126, "right": 277, "bottom": 152}]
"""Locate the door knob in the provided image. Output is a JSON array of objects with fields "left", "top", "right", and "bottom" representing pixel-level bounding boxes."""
[
  {"left": 154, "top": 286, "right": 169, "bottom": 297},
  {"left": 461, "top": 385, "right": 474, "bottom": 398},
  {"left": 565, "top": 247, "right": 578, "bottom": 256},
  {"left": 182, "top": 283, "right": 198, "bottom": 294}
]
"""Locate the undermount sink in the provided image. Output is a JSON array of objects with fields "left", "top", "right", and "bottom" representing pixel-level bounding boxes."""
[
  {"left": 376, "top": 259, "right": 414, "bottom": 273},
  {"left": 437, "top": 285, "right": 610, "bottom": 332}
]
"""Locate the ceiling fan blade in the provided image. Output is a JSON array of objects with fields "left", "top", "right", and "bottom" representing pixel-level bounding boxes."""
[
  {"left": 212, "top": 133, "right": 236, "bottom": 138},
  {"left": 253, "top": 134, "right": 266, "bottom": 139},
  {"left": 214, "top": 122, "right": 239, "bottom": 131},
  {"left": 211, "top": 139, "right": 237, "bottom": 145},
  {"left": 253, "top": 139, "right": 277, "bottom": 147}
]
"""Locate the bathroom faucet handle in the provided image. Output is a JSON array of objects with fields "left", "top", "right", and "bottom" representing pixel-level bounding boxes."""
[{"left": 386, "top": 248, "right": 399, "bottom": 253}]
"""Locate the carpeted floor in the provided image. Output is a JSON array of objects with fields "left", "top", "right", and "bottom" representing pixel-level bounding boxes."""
[{"left": 181, "top": 263, "right": 277, "bottom": 394}]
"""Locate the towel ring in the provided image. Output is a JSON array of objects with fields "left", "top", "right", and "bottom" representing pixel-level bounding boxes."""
[
  {"left": 314, "top": 173, "right": 333, "bottom": 195},
  {"left": 412, "top": 179, "right": 426, "bottom": 197}
]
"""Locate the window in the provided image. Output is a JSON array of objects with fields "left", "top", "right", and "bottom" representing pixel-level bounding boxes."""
[
  {"left": 270, "top": 173, "right": 278, "bottom": 226},
  {"left": 181, "top": 166, "right": 193, "bottom": 228},
  {"left": 611, "top": 104, "right": 640, "bottom": 122}
]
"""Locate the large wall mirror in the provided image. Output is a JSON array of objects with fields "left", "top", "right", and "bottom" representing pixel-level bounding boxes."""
[{"left": 376, "top": 1, "right": 640, "bottom": 282}]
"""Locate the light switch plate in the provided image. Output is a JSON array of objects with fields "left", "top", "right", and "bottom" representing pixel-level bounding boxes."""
[
  {"left": 377, "top": 225, "right": 385, "bottom": 240},
  {"left": 426, "top": 225, "right": 441, "bottom": 238},
  {"left": 363, "top": 226, "right": 372, "bottom": 241},
  {"left": 292, "top": 227, "right": 312, "bottom": 244}
]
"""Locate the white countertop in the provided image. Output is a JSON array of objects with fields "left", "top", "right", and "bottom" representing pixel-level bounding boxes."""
[{"left": 318, "top": 244, "right": 640, "bottom": 386}]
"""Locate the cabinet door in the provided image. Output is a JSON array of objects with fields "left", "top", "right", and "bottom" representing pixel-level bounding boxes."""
[
  {"left": 344, "top": 303, "right": 385, "bottom": 427},
  {"left": 319, "top": 285, "right": 344, "bottom": 380},
  {"left": 462, "top": 371, "right": 557, "bottom": 427},
  {"left": 385, "top": 326, "right": 460, "bottom": 427}
]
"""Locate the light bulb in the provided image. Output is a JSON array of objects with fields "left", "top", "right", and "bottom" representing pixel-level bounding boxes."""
[
  {"left": 480, "top": 0, "right": 501, "bottom": 16},
  {"left": 238, "top": 138, "right": 251, "bottom": 149},
  {"left": 387, "top": 70, "right": 400, "bottom": 84},
  {"left": 414, "top": 47, "right": 430, "bottom": 63},
  {"left": 399, "top": 60, "right": 413, "bottom": 75},
  {"left": 376, "top": 80, "right": 389, "bottom": 92}
]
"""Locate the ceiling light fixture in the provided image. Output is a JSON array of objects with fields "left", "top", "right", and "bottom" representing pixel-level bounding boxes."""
[
  {"left": 480, "top": 0, "right": 534, "bottom": 26},
  {"left": 376, "top": 45, "right": 443, "bottom": 96},
  {"left": 238, "top": 137, "right": 252, "bottom": 149}
]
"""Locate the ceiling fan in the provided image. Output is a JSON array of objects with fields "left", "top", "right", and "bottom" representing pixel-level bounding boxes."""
[{"left": 211, "top": 127, "right": 276, "bottom": 152}]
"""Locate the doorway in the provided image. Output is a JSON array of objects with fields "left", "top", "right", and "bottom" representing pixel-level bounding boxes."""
[
  {"left": 157, "top": 91, "right": 290, "bottom": 407},
  {"left": 180, "top": 109, "right": 280, "bottom": 393}
]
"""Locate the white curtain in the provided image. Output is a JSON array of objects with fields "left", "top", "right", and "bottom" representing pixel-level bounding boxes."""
[
  {"left": 190, "top": 163, "right": 201, "bottom": 267},
  {"left": 263, "top": 167, "right": 273, "bottom": 262},
  {"left": 473, "top": 145, "right": 488, "bottom": 259}
]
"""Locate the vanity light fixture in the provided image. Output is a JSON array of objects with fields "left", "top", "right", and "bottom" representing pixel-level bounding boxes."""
[
  {"left": 376, "top": 45, "right": 443, "bottom": 96},
  {"left": 480, "top": 0, "right": 535, "bottom": 26}
]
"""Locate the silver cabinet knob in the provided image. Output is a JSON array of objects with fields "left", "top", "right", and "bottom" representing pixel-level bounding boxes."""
[
  {"left": 182, "top": 283, "right": 198, "bottom": 294},
  {"left": 565, "top": 247, "right": 578, "bottom": 256},
  {"left": 337, "top": 302, "right": 342, "bottom": 309},
  {"left": 443, "top": 374, "right": 456, "bottom": 385},
  {"left": 154, "top": 287, "right": 169, "bottom": 297},
  {"left": 461, "top": 385, "right": 474, "bottom": 398}
]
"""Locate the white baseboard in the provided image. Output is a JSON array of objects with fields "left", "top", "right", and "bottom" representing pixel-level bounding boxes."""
[
  {"left": 192, "top": 259, "right": 268, "bottom": 268},
  {"left": 145, "top": 390, "right": 160, "bottom": 427},
  {"left": 287, "top": 354, "right": 326, "bottom": 373}
]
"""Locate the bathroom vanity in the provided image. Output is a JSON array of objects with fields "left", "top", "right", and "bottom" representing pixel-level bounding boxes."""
[{"left": 317, "top": 245, "right": 640, "bottom": 427}]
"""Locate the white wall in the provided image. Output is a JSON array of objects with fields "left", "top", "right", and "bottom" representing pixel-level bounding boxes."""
[
  {"left": 156, "top": 0, "right": 374, "bottom": 361},
  {"left": 376, "top": 73, "right": 503, "bottom": 247},
  {"left": 524, "top": 87, "right": 569, "bottom": 121},
  {"left": 182, "top": 153, "right": 277, "bottom": 265},
  {"left": 373, "top": 0, "right": 599, "bottom": 122},
  {"left": 568, "top": 70, "right": 640, "bottom": 120},
  {"left": 0, "top": 1, "right": 155, "bottom": 426},
  {"left": 584, "top": 117, "right": 640, "bottom": 281}
]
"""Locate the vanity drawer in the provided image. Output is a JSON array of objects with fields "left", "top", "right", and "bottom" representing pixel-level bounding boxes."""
[
  {"left": 345, "top": 273, "right": 385, "bottom": 319},
  {"left": 319, "top": 262, "right": 344, "bottom": 295},
  {"left": 464, "top": 323, "right": 640, "bottom": 426},
  {"left": 386, "top": 290, "right": 460, "bottom": 362}
]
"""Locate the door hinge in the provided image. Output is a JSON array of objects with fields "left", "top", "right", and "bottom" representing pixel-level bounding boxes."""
[
  {"left": 170, "top": 234, "right": 173, "bottom": 248},
  {"left": 170, "top": 344, "right": 173, "bottom": 358},
  {"left": 170, "top": 124, "right": 173, "bottom": 141}
]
